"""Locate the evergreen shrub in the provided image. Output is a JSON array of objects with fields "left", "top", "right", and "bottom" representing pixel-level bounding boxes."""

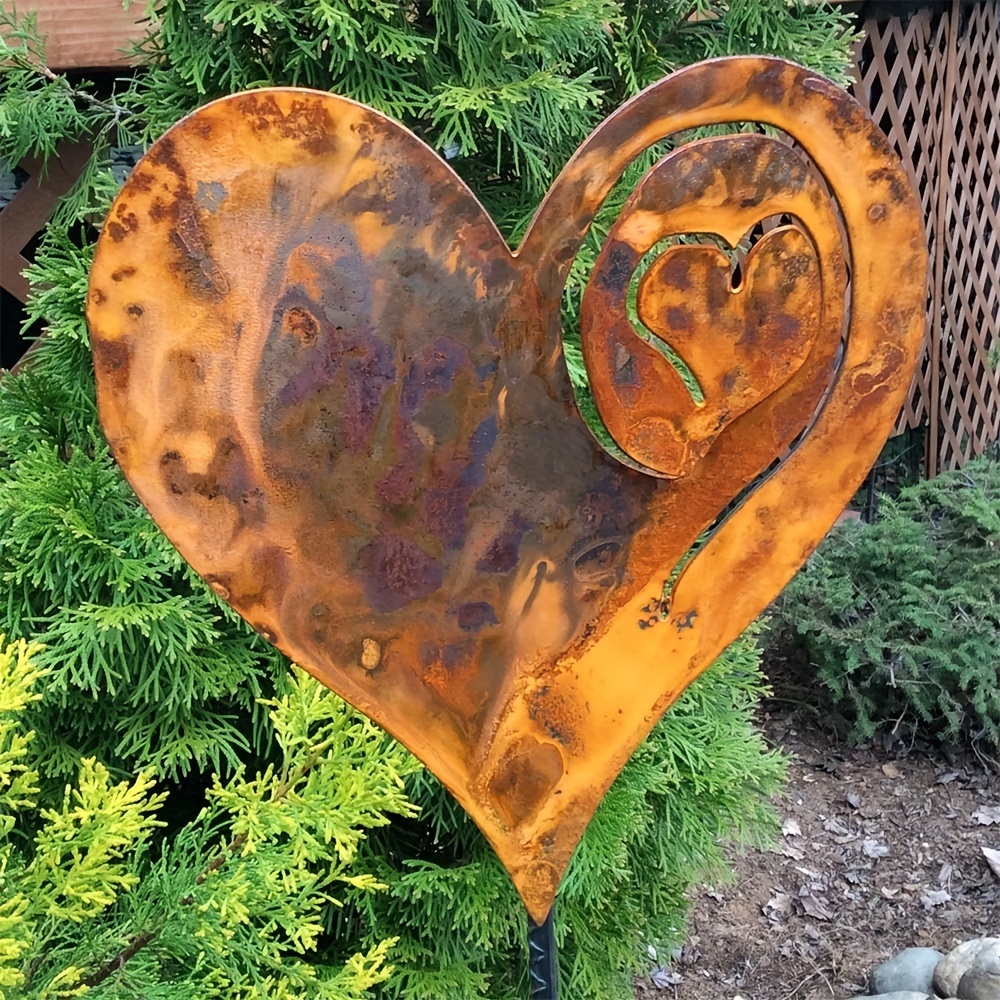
[
  {"left": 1, "top": 1, "right": 857, "bottom": 995},
  {"left": 774, "top": 457, "right": 1000, "bottom": 747},
  {"left": 0, "top": 637, "right": 418, "bottom": 999}
]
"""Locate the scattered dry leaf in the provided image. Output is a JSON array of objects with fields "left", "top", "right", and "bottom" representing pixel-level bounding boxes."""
[
  {"left": 798, "top": 891, "right": 833, "bottom": 920},
  {"left": 972, "top": 805, "right": 1000, "bottom": 825},
  {"left": 882, "top": 762, "right": 901, "bottom": 778},
  {"left": 862, "top": 838, "right": 890, "bottom": 859},
  {"left": 650, "top": 967, "right": 683, "bottom": 988},
  {"left": 982, "top": 846, "right": 1000, "bottom": 880},
  {"left": 764, "top": 892, "right": 793, "bottom": 923},
  {"left": 920, "top": 888, "right": 951, "bottom": 909},
  {"left": 782, "top": 818, "right": 802, "bottom": 836}
]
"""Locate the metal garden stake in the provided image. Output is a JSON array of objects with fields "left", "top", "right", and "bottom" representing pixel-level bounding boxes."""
[{"left": 86, "top": 57, "right": 926, "bottom": 999}]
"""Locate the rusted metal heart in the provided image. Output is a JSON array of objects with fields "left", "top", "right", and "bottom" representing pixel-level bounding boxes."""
[{"left": 86, "top": 58, "right": 926, "bottom": 922}]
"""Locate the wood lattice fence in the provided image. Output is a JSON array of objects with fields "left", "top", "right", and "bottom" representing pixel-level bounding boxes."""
[{"left": 852, "top": 0, "right": 1000, "bottom": 476}]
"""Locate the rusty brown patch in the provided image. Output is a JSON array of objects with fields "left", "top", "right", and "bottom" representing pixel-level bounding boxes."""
[{"left": 91, "top": 337, "right": 132, "bottom": 393}]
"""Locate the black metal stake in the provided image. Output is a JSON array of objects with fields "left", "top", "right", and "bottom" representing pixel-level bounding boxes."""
[{"left": 527, "top": 907, "right": 559, "bottom": 999}]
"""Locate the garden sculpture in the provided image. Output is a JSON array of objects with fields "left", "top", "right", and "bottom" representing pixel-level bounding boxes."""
[{"left": 86, "top": 56, "right": 927, "bottom": 997}]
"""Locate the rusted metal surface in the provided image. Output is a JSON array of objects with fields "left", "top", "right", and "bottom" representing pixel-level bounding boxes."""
[{"left": 86, "top": 57, "right": 927, "bottom": 923}]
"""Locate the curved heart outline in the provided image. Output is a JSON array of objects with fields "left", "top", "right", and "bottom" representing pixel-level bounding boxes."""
[{"left": 86, "top": 57, "right": 926, "bottom": 921}]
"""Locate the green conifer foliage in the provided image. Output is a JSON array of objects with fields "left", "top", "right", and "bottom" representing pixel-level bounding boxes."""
[
  {"left": 2, "top": 2, "right": 855, "bottom": 995},
  {"left": 775, "top": 458, "right": 1000, "bottom": 747},
  {"left": 0, "top": 640, "right": 418, "bottom": 998}
]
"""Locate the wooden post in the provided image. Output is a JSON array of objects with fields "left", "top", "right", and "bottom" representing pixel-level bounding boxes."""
[
  {"left": 3, "top": 0, "right": 146, "bottom": 70},
  {"left": 928, "top": 0, "right": 960, "bottom": 478},
  {"left": 0, "top": 140, "right": 93, "bottom": 304}
]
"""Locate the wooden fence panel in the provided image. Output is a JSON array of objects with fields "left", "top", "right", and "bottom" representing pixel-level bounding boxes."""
[
  {"left": 935, "top": 1, "right": 1000, "bottom": 470},
  {"left": 853, "top": 0, "right": 1000, "bottom": 475},
  {"left": 5, "top": 1, "right": 146, "bottom": 70},
  {"left": 851, "top": 10, "right": 946, "bottom": 441},
  {"left": 0, "top": 141, "right": 92, "bottom": 305}
]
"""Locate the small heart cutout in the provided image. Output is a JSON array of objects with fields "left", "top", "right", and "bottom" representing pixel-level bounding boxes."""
[
  {"left": 87, "top": 58, "right": 926, "bottom": 921},
  {"left": 633, "top": 227, "right": 820, "bottom": 463}
]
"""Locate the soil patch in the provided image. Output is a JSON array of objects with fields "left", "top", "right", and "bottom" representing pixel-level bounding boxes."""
[{"left": 636, "top": 662, "right": 1000, "bottom": 1000}]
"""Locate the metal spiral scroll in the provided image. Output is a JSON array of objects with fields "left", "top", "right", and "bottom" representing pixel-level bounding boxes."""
[
  {"left": 86, "top": 56, "right": 926, "bottom": 935},
  {"left": 518, "top": 58, "right": 921, "bottom": 631},
  {"left": 581, "top": 135, "right": 844, "bottom": 483}
]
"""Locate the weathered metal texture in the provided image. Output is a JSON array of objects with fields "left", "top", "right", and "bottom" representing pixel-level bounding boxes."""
[{"left": 86, "top": 58, "right": 927, "bottom": 923}]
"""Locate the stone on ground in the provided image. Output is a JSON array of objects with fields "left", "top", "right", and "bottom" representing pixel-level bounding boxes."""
[
  {"left": 870, "top": 947, "right": 943, "bottom": 996},
  {"left": 937, "top": 939, "right": 1000, "bottom": 998},
  {"left": 957, "top": 948, "right": 1000, "bottom": 999},
  {"left": 847, "top": 992, "right": 932, "bottom": 1000}
]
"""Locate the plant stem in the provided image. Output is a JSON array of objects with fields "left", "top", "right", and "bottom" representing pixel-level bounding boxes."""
[
  {"left": 80, "top": 931, "right": 156, "bottom": 988},
  {"left": 6, "top": 45, "right": 133, "bottom": 121},
  {"left": 36, "top": 63, "right": 133, "bottom": 119}
]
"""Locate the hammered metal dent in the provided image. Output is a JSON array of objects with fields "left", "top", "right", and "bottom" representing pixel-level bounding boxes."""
[{"left": 86, "top": 58, "right": 927, "bottom": 922}]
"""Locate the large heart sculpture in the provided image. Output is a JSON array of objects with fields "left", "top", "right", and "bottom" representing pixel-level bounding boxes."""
[{"left": 86, "top": 57, "right": 926, "bottom": 922}]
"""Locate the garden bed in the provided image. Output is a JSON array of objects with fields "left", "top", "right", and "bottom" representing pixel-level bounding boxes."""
[{"left": 636, "top": 663, "right": 1000, "bottom": 1000}]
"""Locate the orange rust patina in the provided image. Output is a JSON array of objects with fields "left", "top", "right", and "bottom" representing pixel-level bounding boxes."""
[{"left": 86, "top": 58, "right": 927, "bottom": 922}]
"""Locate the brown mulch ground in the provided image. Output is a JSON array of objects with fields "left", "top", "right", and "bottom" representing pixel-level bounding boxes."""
[{"left": 635, "top": 661, "right": 1000, "bottom": 1000}]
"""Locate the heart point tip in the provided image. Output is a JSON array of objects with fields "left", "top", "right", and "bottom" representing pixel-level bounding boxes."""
[{"left": 512, "top": 860, "right": 560, "bottom": 925}]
